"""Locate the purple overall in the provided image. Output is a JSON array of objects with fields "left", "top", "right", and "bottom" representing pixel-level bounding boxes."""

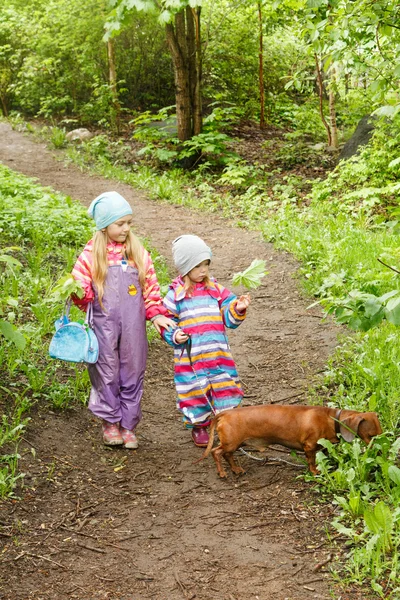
[{"left": 87, "top": 264, "right": 147, "bottom": 430}]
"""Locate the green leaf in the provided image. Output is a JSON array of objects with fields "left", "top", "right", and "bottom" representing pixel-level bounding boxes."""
[
  {"left": 379, "top": 290, "right": 399, "bottom": 303},
  {"left": 50, "top": 274, "right": 84, "bottom": 302},
  {"left": 0, "top": 255, "right": 23, "bottom": 268},
  {"left": 388, "top": 465, "right": 400, "bottom": 486},
  {"left": 388, "top": 157, "right": 400, "bottom": 170},
  {"left": 385, "top": 296, "right": 400, "bottom": 325},
  {"left": 232, "top": 259, "right": 268, "bottom": 290},
  {"left": 364, "top": 297, "right": 383, "bottom": 318},
  {"left": 306, "top": 0, "right": 325, "bottom": 7},
  {"left": 348, "top": 315, "right": 363, "bottom": 330},
  {"left": 373, "top": 105, "right": 397, "bottom": 117},
  {"left": 364, "top": 501, "right": 393, "bottom": 536},
  {"left": 159, "top": 9, "right": 172, "bottom": 23},
  {"left": 0, "top": 319, "right": 26, "bottom": 350}
]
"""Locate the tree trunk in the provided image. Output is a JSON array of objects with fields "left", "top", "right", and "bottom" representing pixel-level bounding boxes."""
[
  {"left": 315, "top": 53, "right": 332, "bottom": 146},
  {"left": 107, "top": 38, "right": 120, "bottom": 131},
  {"left": 258, "top": 1, "right": 265, "bottom": 129},
  {"left": 166, "top": 16, "right": 192, "bottom": 141},
  {"left": 328, "top": 77, "right": 338, "bottom": 149},
  {"left": 165, "top": 8, "right": 202, "bottom": 143},
  {"left": 191, "top": 7, "right": 202, "bottom": 136},
  {"left": 0, "top": 93, "right": 8, "bottom": 118}
]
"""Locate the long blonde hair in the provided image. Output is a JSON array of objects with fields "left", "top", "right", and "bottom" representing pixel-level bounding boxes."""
[
  {"left": 92, "top": 230, "right": 146, "bottom": 308},
  {"left": 183, "top": 274, "right": 211, "bottom": 296}
]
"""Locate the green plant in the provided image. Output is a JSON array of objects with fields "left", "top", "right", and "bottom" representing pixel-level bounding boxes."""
[
  {"left": 0, "top": 247, "right": 25, "bottom": 349},
  {"left": 0, "top": 453, "right": 24, "bottom": 497},
  {"left": 49, "top": 126, "right": 67, "bottom": 149},
  {"left": 316, "top": 289, "right": 400, "bottom": 332},
  {"left": 178, "top": 130, "right": 237, "bottom": 167}
]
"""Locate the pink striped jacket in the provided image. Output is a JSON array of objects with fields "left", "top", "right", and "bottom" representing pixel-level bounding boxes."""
[{"left": 71, "top": 239, "right": 167, "bottom": 320}]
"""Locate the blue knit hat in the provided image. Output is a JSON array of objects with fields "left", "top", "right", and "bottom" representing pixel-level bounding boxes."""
[{"left": 88, "top": 191, "right": 132, "bottom": 230}]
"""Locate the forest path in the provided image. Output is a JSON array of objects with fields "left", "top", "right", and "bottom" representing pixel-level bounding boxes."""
[{"left": 0, "top": 122, "right": 346, "bottom": 600}]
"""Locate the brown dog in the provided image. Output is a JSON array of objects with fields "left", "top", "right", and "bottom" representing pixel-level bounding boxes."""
[{"left": 200, "top": 405, "right": 382, "bottom": 478}]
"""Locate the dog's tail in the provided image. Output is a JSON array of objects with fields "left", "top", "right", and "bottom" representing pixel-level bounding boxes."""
[{"left": 193, "top": 417, "right": 217, "bottom": 464}]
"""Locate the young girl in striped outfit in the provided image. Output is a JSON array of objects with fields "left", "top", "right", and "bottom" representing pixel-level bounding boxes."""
[
  {"left": 72, "top": 191, "right": 175, "bottom": 448},
  {"left": 163, "top": 235, "right": 251, "bottom": 447}
]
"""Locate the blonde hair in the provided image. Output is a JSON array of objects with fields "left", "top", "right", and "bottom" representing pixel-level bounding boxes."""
[
  {"left": 183, "top": 274, "right": 211, "bottom": 297},
  {"left": 92, "top": 230, "right": 146, "bottom": 308}
]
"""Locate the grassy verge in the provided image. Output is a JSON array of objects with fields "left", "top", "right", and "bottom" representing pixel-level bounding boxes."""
[{"left": 0, "top": 163, "right": 170, "bottom": 498}]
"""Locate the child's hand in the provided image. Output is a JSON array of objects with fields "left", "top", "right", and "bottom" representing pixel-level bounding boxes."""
[
  {"left": 236, "top": 294, "right": 251, "bottom": 313},
  {"left": 153, "top": 315, "right": 177, "bottom": 334},
  {"left": 175, "top": 330, "right": 189, "bottom": 344}
]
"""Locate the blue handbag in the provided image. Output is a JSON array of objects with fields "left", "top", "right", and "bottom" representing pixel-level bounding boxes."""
[{"left": 49, "top": 301, "right": 99, "bottom": 364}]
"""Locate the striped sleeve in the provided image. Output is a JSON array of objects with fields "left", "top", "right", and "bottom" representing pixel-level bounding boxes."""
[
  {"left": 71, "top": 250, "right": 95, "bottom": 310},
  {"left": 142, "top": 250, "right": 168, "bottom": 320},
  {"left": 161, "top": 289, "right": 180, "bottom": 346},
  {"left": 217, "top": 282, "right": 247, "bottom": 329}
]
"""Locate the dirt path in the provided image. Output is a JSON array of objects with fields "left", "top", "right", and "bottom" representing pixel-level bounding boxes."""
[{"left": 0, "top": 122, "right": 348, "bottom": 600}]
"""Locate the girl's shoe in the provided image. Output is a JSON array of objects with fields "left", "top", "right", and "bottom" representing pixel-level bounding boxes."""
[
  {"left": 102, "top": 421, "right": 123, "bottom": 446},
  {"left": 192, "top": 427, "right": 209, "bottom": 447},
  {"left": 121, "top": 428, "right": 138, "bottom": 449}
]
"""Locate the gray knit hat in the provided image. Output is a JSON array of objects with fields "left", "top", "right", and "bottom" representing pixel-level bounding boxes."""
[{"left": 172, "top": 235, "right": 212, "bottom": 276}]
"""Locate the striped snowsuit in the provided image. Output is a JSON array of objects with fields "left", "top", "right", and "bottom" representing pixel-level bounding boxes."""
[{"left": 163, "top": 277, "right": 246, "bottom": 427}]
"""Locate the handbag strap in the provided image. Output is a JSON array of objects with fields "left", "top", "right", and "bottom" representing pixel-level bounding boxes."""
[
  {"left": 64, "top": 298, "right": 94, "bottom": 328},
  {"left": 85, "top": 302, "right": 94, "bottom": 328},
  {"left": 64, "top": 298, "right": 72, "bottom": 319}
]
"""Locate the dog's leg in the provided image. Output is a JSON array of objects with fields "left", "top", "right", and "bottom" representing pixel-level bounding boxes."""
[
  {"left": 303, "top": 443, "right": 319, "bottom": 475},
  {"left": 211, "top": 446, "right": 228, "bottom": 478},
  {"left": 224, "top": 452, "right": 245, "bottom": 475}
]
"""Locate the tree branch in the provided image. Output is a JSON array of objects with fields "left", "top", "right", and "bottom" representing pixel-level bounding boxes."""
[{"left": 377, "top": 257, "right": 400, "bottom": 275}]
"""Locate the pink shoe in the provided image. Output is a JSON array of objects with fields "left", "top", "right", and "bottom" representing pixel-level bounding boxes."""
[
  {"left": 121, "top": 428, "right": 138, "bottom": 449},
  {"left": 102, "top": 421, "right": 123, "bottom": 446},
  {"left": 192, "top": 427, "right": 209, "bottom": 447}
]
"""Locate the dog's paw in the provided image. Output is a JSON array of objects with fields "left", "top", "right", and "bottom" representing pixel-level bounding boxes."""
[
  {"left": 218, "top": 470, "right": 228, "bottom": 478},
  {"left": 232, "top": 466, "right": 245, "bottom": 475}
]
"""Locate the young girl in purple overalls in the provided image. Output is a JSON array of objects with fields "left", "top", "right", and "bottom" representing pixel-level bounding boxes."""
[{"left": 72, "top": 191, "right": 175, "bottom": 449}]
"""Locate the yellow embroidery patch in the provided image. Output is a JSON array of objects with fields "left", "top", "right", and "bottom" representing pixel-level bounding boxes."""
[{"left": 128, "top": 284, "right": 137, "bottom": 296}]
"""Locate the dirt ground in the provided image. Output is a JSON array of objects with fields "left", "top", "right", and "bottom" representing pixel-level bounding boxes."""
[{"left": 0, "top": 122, "right": 365, "bottom": 600}]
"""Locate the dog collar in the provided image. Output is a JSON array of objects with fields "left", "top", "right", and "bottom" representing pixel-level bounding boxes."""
[{"left": 334, "top": 409, "right": 342, "bottom": 435}]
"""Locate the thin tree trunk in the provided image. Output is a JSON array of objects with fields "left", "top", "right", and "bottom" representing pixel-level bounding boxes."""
[
  {"left": 0, "top": 94, "right": 8, "bottom": 118},
  {"left": 258, "top": 1, "right": 265, "bottom": 129},
  {"left": 186, "top": 6, "right": 197, "bottom": 132},
  {"left": 328, "top": 82, "right": 338, "bottom": 149},
  {"left": 166, "top": 17, "right": 192, "bottom": 141},
  {"left": 107, "top": 38, "right": 120, "bottom": 131},
  {"left": 315, "top": 53, "right": 332, "bottom": 146},
  {"left": 191, "top": 6, "right": 202, "bottom": 135}
]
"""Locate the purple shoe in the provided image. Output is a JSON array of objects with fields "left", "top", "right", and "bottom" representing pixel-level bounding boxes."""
[{"left": 192, "top": 427, "right": 209, "bottom": 447}]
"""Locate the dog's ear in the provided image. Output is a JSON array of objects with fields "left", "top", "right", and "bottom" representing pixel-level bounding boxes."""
[{"left": 340, "top": 415, "right": 365, "bottom": 442}]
